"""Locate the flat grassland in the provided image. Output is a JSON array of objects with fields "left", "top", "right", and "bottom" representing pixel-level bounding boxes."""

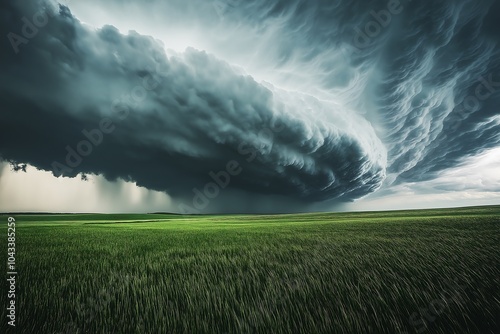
[{"left": 1, "top": 206, "right": 499, "bottom": 333}]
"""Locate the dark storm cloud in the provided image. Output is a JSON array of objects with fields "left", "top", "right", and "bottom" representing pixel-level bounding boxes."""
[
  {"left": 243, "top": 0, "right": 500, "bottom": 184},
  {"left": 0, "top": 0, "right": 386, "bottom": 212},
  {"left": 201, "top": 0, "right": 500, "bottom": 188},
  {"left": 1, "top": 0, "right": 499, "bottom": 212},
  {"left": 368, "top": 0, "right": 500, "bottom": 184}
]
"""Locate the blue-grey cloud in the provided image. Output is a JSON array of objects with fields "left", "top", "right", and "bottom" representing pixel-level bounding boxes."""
[
  {"left": 0, "top": 0, "right": 499, "bottom": 212},
  {"left": 0, "top": 0, "right": 387, "bottom": 213}
]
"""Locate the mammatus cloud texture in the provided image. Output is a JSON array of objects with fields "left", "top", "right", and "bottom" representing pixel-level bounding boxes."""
[{"left": 1, "top": 0, "right": 499, "bottom": 212}]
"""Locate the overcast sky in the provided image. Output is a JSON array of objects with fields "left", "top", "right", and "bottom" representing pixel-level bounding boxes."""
[{"left": 1, "top": 0, "right": 499, "bottom": 213}]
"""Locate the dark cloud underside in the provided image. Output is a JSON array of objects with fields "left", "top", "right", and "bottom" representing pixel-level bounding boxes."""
[{"left": 0, "top": 0, "right": 499, "bottom": 212}]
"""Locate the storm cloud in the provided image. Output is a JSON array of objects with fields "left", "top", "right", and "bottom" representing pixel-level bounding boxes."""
[{"left": 0, "top": 0, "right": 499, "bottom": 212}]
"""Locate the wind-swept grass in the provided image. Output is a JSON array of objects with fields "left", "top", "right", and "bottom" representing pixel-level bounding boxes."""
[{"left": 1, "top": 206, "right": 499, "bottom": 333}]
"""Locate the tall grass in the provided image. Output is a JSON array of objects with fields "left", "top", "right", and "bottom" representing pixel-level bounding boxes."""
[{"left": 1, "top": 206, "right": 499, "bottom": 333}]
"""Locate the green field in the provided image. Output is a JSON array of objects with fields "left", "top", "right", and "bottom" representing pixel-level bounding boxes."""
[{"left": 1, "top": 206, "right": 499, "bottom": 333}]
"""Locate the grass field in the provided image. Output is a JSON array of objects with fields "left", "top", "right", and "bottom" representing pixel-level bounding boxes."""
[{"left": 1, "top": 206, "right": 499, "bottom": 333}]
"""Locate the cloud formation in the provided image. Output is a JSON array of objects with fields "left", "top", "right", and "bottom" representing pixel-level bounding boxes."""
[{"left": 0, "top": 0, "right": 499, "bottom": 212}]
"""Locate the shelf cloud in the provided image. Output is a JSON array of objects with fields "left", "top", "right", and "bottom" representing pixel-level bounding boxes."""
[{"left": 1, "top": 0, "right": 499, "bottom": 212}]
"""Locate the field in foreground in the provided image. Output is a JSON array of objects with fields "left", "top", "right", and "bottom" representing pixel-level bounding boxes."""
[{"left": 1, "top": 206, "right": 499, "bottom": 334}]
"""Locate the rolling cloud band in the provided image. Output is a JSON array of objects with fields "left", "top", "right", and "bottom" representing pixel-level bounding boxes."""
[{"left": 1, "top": 0, "right": 499, "bottom": 212}]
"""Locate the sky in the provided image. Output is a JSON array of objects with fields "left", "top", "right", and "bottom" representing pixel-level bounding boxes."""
[{"left": 0, "top": 0, "right": 499, "bottom": 213}]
